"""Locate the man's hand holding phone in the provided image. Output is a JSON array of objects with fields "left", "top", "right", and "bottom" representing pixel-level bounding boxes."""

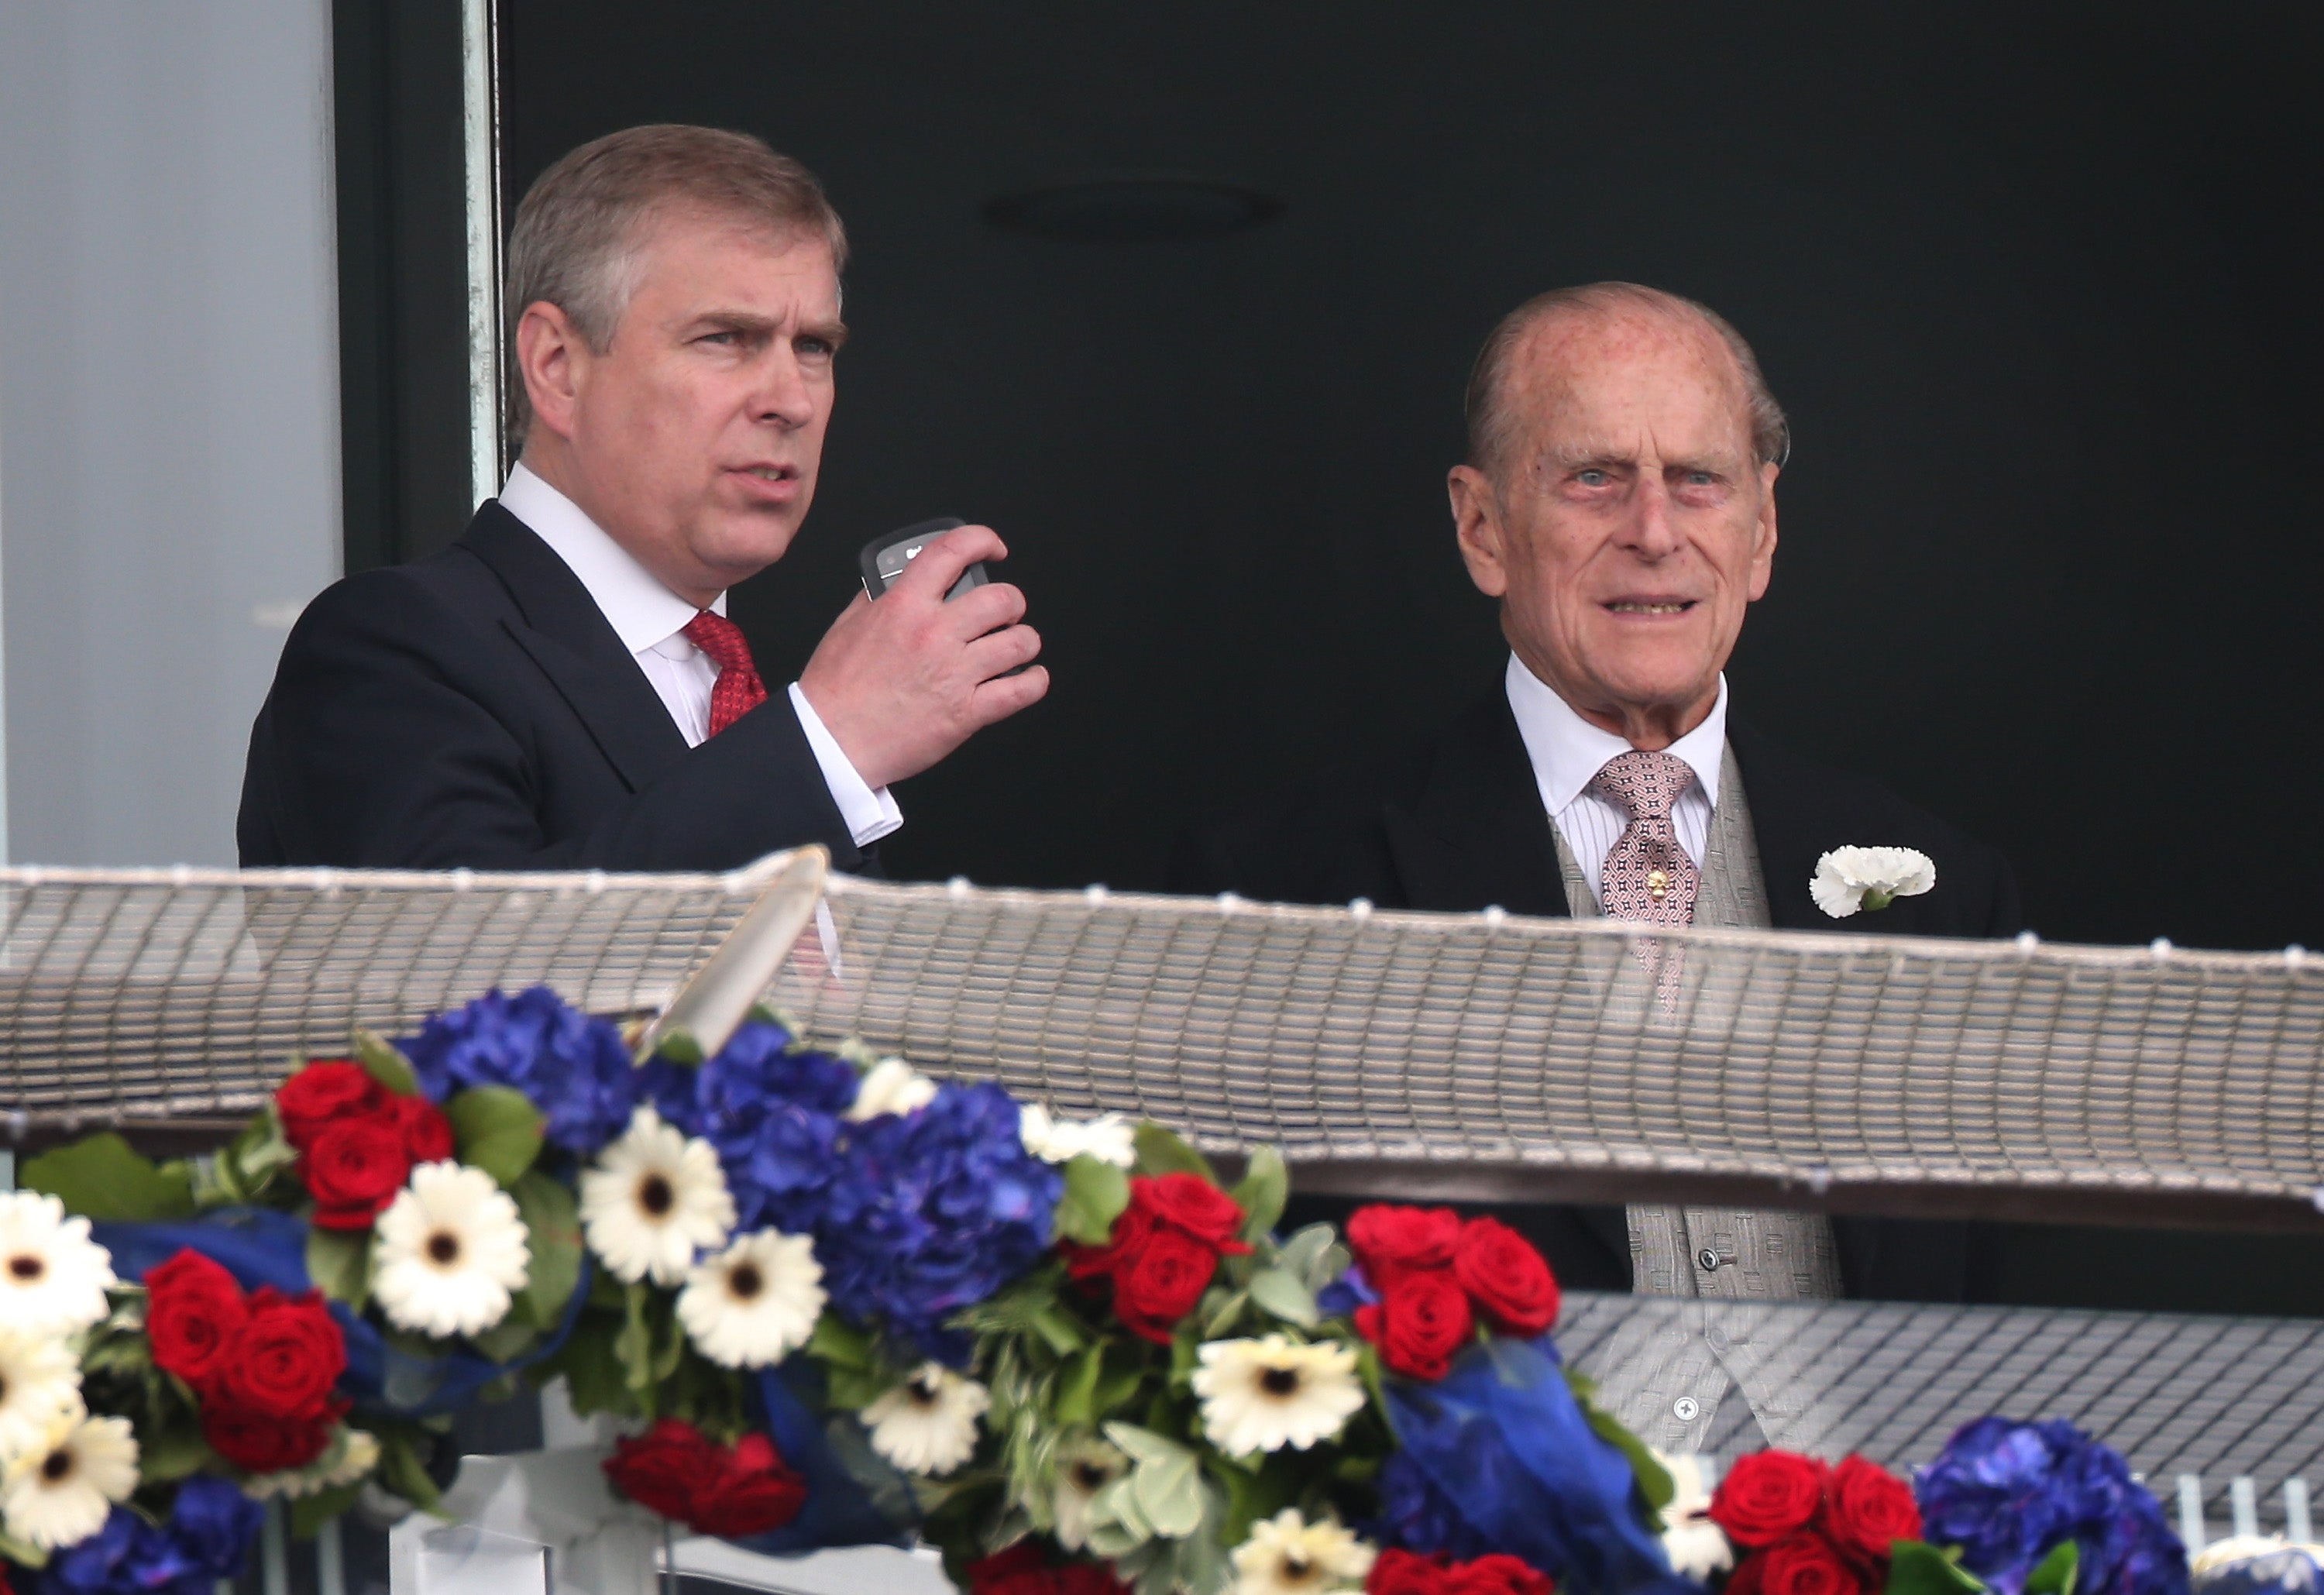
[{"left": 797, "top": 524, "right": 1047, "bottom": 790}]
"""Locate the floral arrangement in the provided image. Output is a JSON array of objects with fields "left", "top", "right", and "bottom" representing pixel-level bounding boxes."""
[
  {"left": 1672, "top": 1422, "right": 2189, "bottom": 1595},
  {"left": 0, "top": 983, "right": 2196, "bottom": 1595}
]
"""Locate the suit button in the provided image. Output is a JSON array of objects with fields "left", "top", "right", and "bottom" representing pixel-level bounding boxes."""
[
  {"left": 1673, "top": 1397, "right": 1701, "bottom": 1421},
  {"left": 1698, "top": 1247, "right": 1731, "bottom": 1271}
]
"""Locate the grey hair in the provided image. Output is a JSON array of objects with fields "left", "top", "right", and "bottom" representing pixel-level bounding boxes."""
[
  {"left": 503, "top": 124, "right": 849, "bottom": 451},
  {"left": 1462, "top": 282, "right": 1790, "bottom": 477}
]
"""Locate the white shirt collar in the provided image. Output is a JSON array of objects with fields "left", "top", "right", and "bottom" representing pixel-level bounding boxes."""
[
  {"left": 498, "top": 462, "right": 724, "bottom": 655},
  {"left": 1504, "top": 652, "right": 1728, "bottom": 813}
]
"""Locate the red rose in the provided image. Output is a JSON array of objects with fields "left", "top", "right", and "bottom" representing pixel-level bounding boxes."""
[
  {"left": 690, "top": 1432, "right": 807, "bottom": 1537},
  {"left": 1818, "top": 1455, "right": 1920, "bottom": 1569},
  {"left": 1711, "top": 1451, "right": 1831, "bottom": 1549},
  {"left": 1452, "top": 1218, "right": 1560, "bottom": 1337},
  {"left": 966, "top": 1542, "right": 1057, "bottom": 1595},
  {"left": 203, "top": 1405, "right": 335, "bottom": 1473},
  {"left": 1439, "top": 1555, "right": 1553, "bottom": 1595},
  {"left": 1346, "top": 1205, "right": 1463, "bottom": 1287},
  {"left": 274, "top": 1060, "right": 387, "bottom": 1150},
  {"left": 1064, "top": 1199, "right": 1156, "bottom": 1283},
  {"left": 604, "top": 1420, "right": 725, "bottom": 1522},
  {"left": 1727, "top": 1553, "right": 1769, "bottom": 1595},
  {"left": 144, "top": 1248, "right": 248, "bottom": 1390},
  {"left": 1132, "top": 1174, "right": 1249, "bottom": 1249},
  {"left": 394, "top": 1094, "right": 456, "bottom": 1164},
  {"left": 1054, "top": 1563, "right": 1133, "bottom": 1595},
  {"left": 1113, "top": 1227, "right": 1223, "bottom": 1342},
  {"left": 1354, "top": 1270, "right": 1475, "bottom": 1380},
  {"left": 1368, "top": 1549, "right": 1450, "bottom": 1595},
  {"left": 301, "top": 1115, "right": 413, "bottom": 1229},
  {"left": 1760, "top": 1533, "right": 1868, "bottom": 1595},
  {"left": 213, "top": 1287, "right": 347, "bottom": 1420}
]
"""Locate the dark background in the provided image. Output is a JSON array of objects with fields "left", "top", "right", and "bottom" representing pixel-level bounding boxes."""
[
  {"left": 335, "top": 1, "right": 2324, "bottom": 1314},
  {"left": 481, "top": 2, "right": 2322, "bottom": 952}
]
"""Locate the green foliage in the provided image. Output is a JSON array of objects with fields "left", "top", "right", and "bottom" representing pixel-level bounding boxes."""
[
  {"left": 1102, "top": 1424, "right": 1206, "bottom": 1538},
  {"left": 511, "top": 1170, "right": 583, "bottom": 1329},
  {"left": 194, "top": 1110, "right": 298, "bottom": 1209},
  {"left": 372, "top": 1424, "right": 444, "bottom": 1514},
  {"left": 352, "top": 1029, "right": 421, "bottom": 1095},
  {"left": 1229, "top": 1147, "right": 1287, "bottom": 1243},
  {"left": 1133, "top": 1122, "right": 1215, "bottom": 1182},
  {"left": 1886, "top": 1540, "right": 1989, "bottom": 1595},
  {"left": 0, "top": 1528, "right": 50, "bottom": 1569},
  {"left": 1054, "top": 1155, "right": 1133, "bottom": 1245},
  {"left": 1246, "top": 1267, "right": 1318, "bottom": 1329},
  {"left": 445, "top": 1085, "right": 545, "bottom": 1187},
  {"left": 291, "top": 1483, "right": 367, "bottom": 1541},
  {"left": 653, "top": 1030, "right": 706, "bottom": 1066},
  {"left": 532, "top": 1310, "right": 629, "bottom": 1419},
  {"left": 305, "top": 1227, "right": 373, "bottom": 1306},
  {"left": 20, "top": 1133, "right": 194, "bottom": 1220},
  {"left": 2025, "top": 1540, "right": 2078, "bottom": 1595},
  {"left": 133, "top": 1410, "right": 211, "bottom": 1483},
  {"left": 468, "top": 1314, "right": 540, "bottom": 1364},
  {"left": 1275, "top": 1223, "right": 1350, "bottom": 1294}
]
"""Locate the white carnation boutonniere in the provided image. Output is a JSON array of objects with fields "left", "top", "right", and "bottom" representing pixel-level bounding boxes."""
[{"left": 1810, "top": 845, "right": 1936, "bottom": 919}]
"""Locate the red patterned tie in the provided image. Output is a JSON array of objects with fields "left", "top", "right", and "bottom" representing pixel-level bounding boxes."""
[
  {"left": 681, "top": 611, "right": 767, "bottom": 737},
  {"left": 1590, "top": 749, "right": 1700, "bottom": 1009}
]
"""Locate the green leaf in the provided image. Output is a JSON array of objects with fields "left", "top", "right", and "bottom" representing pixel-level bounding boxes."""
[
  {"left": 0, "top": 1529, "right": 50, "bottom": 1569},
  {"left": 825, "top": 1365, "right": 890, "bottom": 1411},
  {"left": 533, "top": 1313, "right": 630, "bottom": 1418},
  {"left": 1102, "top": 1422, "right": 1191, "bottom": 1469},
  {"left": 445, "top": 1085, "right": 545, "bottom": 1187},
  {"left": 290, "top": 1482, "right": 366, "bottom": 1541},
  {"left": 1246, "top": 1267, "right": 1318, "bottom": 1329},
  {"left": 1055, "top": 1156, "right": 1133, "bottom": 1245},
  {"left": 1030, "top": 1304, "right": 1088, "bottom": 1357},
  {"left": 2024, "top": 1540, "right": 2077, "bottom": 1595},
  {"left": 20, "top": 1133, "right": 195, "bottom": 1220},
  {"left": 511, "top": 1170, "right": 583, "bottom": 1329},
  {"left": 616, "top": 1283, "right": 657, "bottom": 1395},
  {"left": 1054, "top": 1344, "right": 1106, "bottom": 1428},
  {"left": 654, "top": 1030, "right": 706, "bottom": 1066},
  {"left": 353, "top": 1030, "right": 421, "bottom": 1095},
  {"left": 305, "top": 1227, "right": 373, "bottom": 1306},
  {"left": 808, "top": 1311, "right": 876, "bottom": 1370},
  {"left": 1886, "top": 1540, "right": 1988, "bottom": 1595},
  {"left": 1131, "top": 1445, "right": 1204, "bottom": 1538},
  {"left": 1277, "top": 1224, "right": 1351, "bottom": 1294},
  {"left": 1201, "top": 1287, "right": 1250, "bottom": 1340},
  {"left": 136, "top": 1417, "right": 211, "bottom": 1483},
  {"left": 470, "top": 1315, "right": 540, "bottom": 1363},
  {"left": 373, "top": 1427, "right": 442, "bottom": 1514},
  {"left": 1133, "top": 1123, "right": 1214, "bottom": 1183},
  {"left": 1229, "top": 1147, "right": 1287, "bottom": 1243}
]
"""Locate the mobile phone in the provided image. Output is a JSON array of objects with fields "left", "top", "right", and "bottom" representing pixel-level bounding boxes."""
[{"left": 860, "top": 517, "right": 990, "bottom": 600}]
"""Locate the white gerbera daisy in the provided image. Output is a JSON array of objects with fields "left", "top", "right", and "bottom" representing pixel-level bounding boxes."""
[
  {"left": 579, "top": 1106, "right": 735, "bottom": 1285},
  {"left": 1655, "top": 1452, "right": 1734, "bottom": 1580},
  {"left": 844, "top": 1057, "right": 939, "bottom": 1122},
  {"left": 243, "top": 1426, "right": 383, "bottom": 1500},
  {"left": 0, "top": 1329, "right": 84, "bottom": 1465},
  {"left": 1193, "top": 1335, "right": 1365, "bottom": 1456},
  {"left": 1810, "top": 846, "right": 1937, "bottom": 919},
  {"left": 1018, "top": 1104, "right": 1136, "bottom": 1167},
  {"left": 1050, "top": 1435, "right": 1128, "bottom": 1551},
  {"left": 861, "top": 1363, "right": 990, "bottom": 1476},
  {"left": 1, "top": 1410, "right": 137, "bottom": 1552},
  {"left": 1231, "top": 1507, "right": 1375, "bottom": 1595},
  {"left": 677, "top": 1229, "right": 826, "bottom": 1368},
  {"left": 0, "top": 1191, "right": 117, "bottom": 1338},
  {"left": 373, "top": 1161, "right": 531, "bottom": 1338}
]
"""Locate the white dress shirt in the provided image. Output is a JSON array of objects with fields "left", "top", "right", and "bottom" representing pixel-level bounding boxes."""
[
  {"left": 500, "top": 463, "right": 902, "bottom": 848},
  {"left": 1503, "top": 653, "right": 1728, "bottom": 910}
]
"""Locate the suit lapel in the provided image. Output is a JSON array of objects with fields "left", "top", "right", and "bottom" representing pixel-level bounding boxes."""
[
  {"left": 1381, "top": 694, "right": 1570, "bottom": 917},
  {"left": 460, "top": 503, "right": 691, "bottom": 793},
  {"left": 1724, "top": 717, "right": 1827, "bottom": 931}
]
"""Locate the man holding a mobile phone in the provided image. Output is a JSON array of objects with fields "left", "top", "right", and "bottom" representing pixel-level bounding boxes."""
[{"left": 240, "top": 124, "right": 1046, "bottom": 872}]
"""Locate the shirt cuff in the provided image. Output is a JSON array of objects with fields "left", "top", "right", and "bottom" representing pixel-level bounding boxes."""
[{"left": 787, "top": 681, "right": 903, "bottom": 849}]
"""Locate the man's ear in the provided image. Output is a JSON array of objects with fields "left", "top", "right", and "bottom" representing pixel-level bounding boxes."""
[
  {"left": 1449, "top": 464, "right": 1511, "bottom": 599},
  {"left": 514, "top": 300, "right": 590, "bottom": 444},
  {"left": 1747, "top": 459, "right": 1779, "bottom": 602}
]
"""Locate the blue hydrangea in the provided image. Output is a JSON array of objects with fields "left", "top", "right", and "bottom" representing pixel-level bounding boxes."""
[
  {"left": 655, "top": 1021, "right": 861, "bottom": 1233},
  {"left": 1370, "top": 1448, "right": 1498, "bottom": 1561},
  {"left": 35, "top": 1482, "right": 260, "bottom": 1595},
  {"left": 398, "top": 986, "right": 636, "bottom": 1155},
  {"left": 1918, "top": 1418, "right": 2188, "bottom": 1595},
  {"left": 816, "top": 1081, "right": 1061, "bottom": 1361}
]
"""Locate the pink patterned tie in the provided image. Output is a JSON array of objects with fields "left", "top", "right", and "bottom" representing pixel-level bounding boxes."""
[{"left": 1591, "top": 750, "right": 1700, "bottom": 1008}]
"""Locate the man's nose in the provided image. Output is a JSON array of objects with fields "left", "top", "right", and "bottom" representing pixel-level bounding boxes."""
[
  {"left": 751, "top": 349, "right": 816, "bottom": 428},
  {"left": 1618, "top": 476, "right": 1682, "bottom": 558}
]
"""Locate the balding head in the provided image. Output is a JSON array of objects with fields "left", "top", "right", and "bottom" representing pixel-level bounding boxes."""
[{"left": 1464, "top": 284, "right": 1788, "bottom": 483}]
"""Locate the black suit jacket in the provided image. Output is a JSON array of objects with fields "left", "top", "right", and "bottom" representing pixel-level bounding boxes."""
[
  {"left": 239, "top": 502, "right": 874, "bottom": 874},
  {"left": 1169, "top": 689, "right": 2023, "bottom": 1301}
]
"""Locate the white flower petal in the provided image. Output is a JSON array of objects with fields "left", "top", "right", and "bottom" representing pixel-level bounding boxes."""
[
  {"left": 579, "top": 1105, "right": 736, "bottom": 1286},
  {"left": 2, "top": 1411, "right": 137, "bottom": 1551},
  {"left": 861, "top": 1363, "right": 989, "bottom": 1477},
  {"left": 0, "top": 1329, "right": 84, "bottom": 1465},
  {"left": 1019, "top": 1104, "right": 1136, "bottom": 1167},
  {"left": 1050, "top": 1437, "right": 1127, "bottom": 1552},
  {"left": 0, "top": 1192, "right": 117, "bottom": 1339},
  {"left": 1813, "top": 846, "right": 1937, "bottom": 918},
  {"left": 1192, "top": 1335, "right": 1365, "bottom": 1456},
  {"left": 677, "top": 1229, "right": 826, "bottom": 1368},
  {"left": 846, "top": 1057, "right": 940, "bottom": 1122},
  {"left": 373, "top": 1162, "right": 531, "bottom": 1338},
  {"left": 1230, "top": 1508, "right": 1375, "bottom": 1595}
]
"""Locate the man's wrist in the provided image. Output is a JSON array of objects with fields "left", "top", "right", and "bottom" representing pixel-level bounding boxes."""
[{"left": 787, "top": 682, "right": 902, "bottom": 847}]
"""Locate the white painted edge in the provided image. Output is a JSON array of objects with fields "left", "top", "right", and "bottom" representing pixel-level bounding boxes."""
[{"left": 461, "top": 0, "right": 503, "bottom": 510}]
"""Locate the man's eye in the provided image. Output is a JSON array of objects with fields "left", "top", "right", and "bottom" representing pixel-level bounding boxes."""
[
  {"left": 698, "top": 331, "right": 740, "bottom": 347},
  {"left": 1575, "top": 469, "right": 1611, "bottom": 487},
  {"left": 1686, "top": 470, "right": 1716, "bottom": 486},
  {"left": 797, "top": 336, "right": 834, "bottom": 358}
]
